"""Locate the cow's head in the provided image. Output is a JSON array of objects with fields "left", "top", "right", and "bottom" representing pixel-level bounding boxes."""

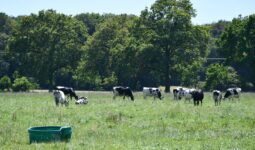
[
  {"left": 223, "top": 90, "right": 231, "bottom": 100},
  {"left": 156, "top": 90, "right": 163, "bottom": 100}
]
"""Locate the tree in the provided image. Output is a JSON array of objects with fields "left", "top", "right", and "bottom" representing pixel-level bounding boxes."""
[
  {"left": 0, "top": 75, "right": 11, "bottom": 91},
  {"left": 137, "top": 0, "right": 209, "bottom": 92},
  {"left": 12, "top": 76, "right": 33, "bottom": 92},
  {"left": 75, "top": 13, "right": 115, "bottom": 35},
  {"left": 75, "top": 15, "right": 136, "bottom": 90},
  {"left": 205, "top": 63, "right": 240, "bottom": 90},
  {"left": 8, "top": 10, "right": 88, "bottom": 88},
  {"left": 217, "top": 14, "right": 255, "bottom": 88}
]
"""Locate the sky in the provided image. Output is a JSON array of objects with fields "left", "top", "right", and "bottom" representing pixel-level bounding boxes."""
[{"left": 1, "top": 0, "right": 255, "bottom": 24}]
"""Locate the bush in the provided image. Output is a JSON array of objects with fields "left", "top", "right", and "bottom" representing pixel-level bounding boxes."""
[
  {"left": 12, "top": 77, "right": 33, "bottom": 92},
  {"left": 0, "top": 75, "right": 11, "bottom": 91},
  {"left": 205, "top": 63, "right": 240, "bottom": 90}
]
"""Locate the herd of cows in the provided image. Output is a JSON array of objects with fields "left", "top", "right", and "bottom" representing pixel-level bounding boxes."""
[{"left": 52, "top": 86, "right": 242, "bottom": 106}]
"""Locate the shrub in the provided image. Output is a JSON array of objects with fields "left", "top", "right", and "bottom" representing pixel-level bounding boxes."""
[
  {"left": 12, "top": 77, "right": 33, "bottom": 92},
  {"left": 0, "top": 75, "right": 11, "bottom": 91},
  {"left": 205, "top": 63, "right": 240, "bottom": 90}
]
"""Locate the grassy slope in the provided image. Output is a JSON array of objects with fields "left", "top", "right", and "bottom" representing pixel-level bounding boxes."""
[{"left": 0, "top": 92, "right": 254, "bottom": 150}]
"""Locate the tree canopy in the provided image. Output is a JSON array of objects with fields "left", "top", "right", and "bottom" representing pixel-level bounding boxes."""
[{"left": 8, "top": 10, "right": 88, "bottom": 88}]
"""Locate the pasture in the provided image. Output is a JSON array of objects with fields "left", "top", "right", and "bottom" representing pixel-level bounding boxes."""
[{"left": 0, "top": 91, "right": 255, "bottom": 150}]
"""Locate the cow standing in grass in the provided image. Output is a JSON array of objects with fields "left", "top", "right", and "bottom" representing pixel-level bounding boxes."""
[
  {"left": 113, "top": 86, "right": 134, "bottom": 101},
  {"left": 191, "top": 89, "right": 204, "bottom": 106},
  {"left": 55, "top": 86, "right": 78, "bottom": 100},
  {"left": 179, "top": 88, "right": 195, "bottom": 103},
  {"left": 143, "top": 87, "right": 163, "bottom": 100},
  {"left": 224, "top": 88, "right": 241, "bottom": 102},
  {"left": 212, "top": 90, "right": 222, "bottom": 106},
  {"left": 173, "top": 87, "right": 182, "bottom": 100},
  {"left": 53, "top": 90, "right": 69, "bottom": 106}
]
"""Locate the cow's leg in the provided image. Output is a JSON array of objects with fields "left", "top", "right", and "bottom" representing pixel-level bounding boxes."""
[
  {"left": 113, "top": 95, "right": 116, "bottom": 100},
  {"left": 65, "top": 100, "right": 69, "bottom": 106},
  {"left": 55, "top": 98, "right": 59, "bottom": 107}
]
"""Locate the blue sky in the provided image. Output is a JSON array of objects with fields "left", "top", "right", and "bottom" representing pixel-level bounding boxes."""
[{"left": 1, "top": 0, "right": 254, "bottom": 24}]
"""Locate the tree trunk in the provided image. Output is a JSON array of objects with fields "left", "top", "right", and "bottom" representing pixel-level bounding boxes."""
[{"left": 164, "top": 49, "right": 170, "bottom": 93}]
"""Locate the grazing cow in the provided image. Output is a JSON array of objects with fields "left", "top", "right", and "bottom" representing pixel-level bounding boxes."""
[
  {"left": 143, "top": 87, "right": 163, "bottom": 100},
  {"left": 113, "top": 86, "right": 134, "bottom": 101},
  {"left": 191, "top": 89, "right": 204, "bottom": 106},
  {"left": 178, "top": 88, "right": 195, "bottom": 103},
  {"left": 223, "top": 88, "right": 241, "bottom": 102},
  {"left": 212, "top": 90, "right": 222, "bottom": 106},
  {"left": 75, "top": 97, "right": 88, "bottom": 104},
  {"left": 53, "top": 90, "right": 69, "bottom": 106},
  {"left": 55, "top": 86, "right": 78, "bottom": 100}
]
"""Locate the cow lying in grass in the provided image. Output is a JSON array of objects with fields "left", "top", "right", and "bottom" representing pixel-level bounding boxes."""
[
  {"left": 75, "top": 97, "right": 88, "bottom": 104},
  {"left": 53, "top": 90, "right": 69, "bottom": 106}
]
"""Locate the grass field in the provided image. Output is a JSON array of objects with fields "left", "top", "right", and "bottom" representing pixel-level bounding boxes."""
[{"left": 0, "top": 91, "right": 255, "bottom": 150}]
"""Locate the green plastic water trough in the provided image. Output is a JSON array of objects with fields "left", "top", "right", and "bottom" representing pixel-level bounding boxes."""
[{"left": 28, "top": 126, "right": 72, "bottom": 144}]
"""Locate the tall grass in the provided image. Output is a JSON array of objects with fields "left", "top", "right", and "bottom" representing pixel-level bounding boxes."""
[{"left": 0, "top": 92, "right": 254, "bottom": 149}]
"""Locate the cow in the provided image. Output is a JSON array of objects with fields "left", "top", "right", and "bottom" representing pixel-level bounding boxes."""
[
  {"left": 212, "top": 90, "right": 222, "bottom": 106},
  {"left": 113, "top": 86, "right": 134, "bottom": 101},
  {"left": 173, "top": 87, "right": 182, "bottom": 100},
  {"left": 143, "top": 87, "right": 163, "bottom": 100},
  {"left": 178, "top": 88, "right": 195, "bottom": 103},
  {"left": 191, "top": 89, "right": 204, "bottom": 106},
  {"left": 75, "top": 97, "right": 88, "bottom": 104},
  {"left": 53, "top": 90, "right": 69, "bottom": 106},
  {"left": 223, "top": 88, "right": 241, "bottom": 102},
  {"left": 55, "top": 86, "right": 78, "bottom": 100}
]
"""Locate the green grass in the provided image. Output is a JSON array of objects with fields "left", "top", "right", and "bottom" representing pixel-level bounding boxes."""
[{"left": 0, "top": 91, "right": 255, "bottom": 150}]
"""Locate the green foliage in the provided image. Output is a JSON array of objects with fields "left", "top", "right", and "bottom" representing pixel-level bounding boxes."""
[
  {"left": 76, "top": 15, "right": 137, "bottom": 89},
  {"left": 12, "top": 77, "right": 34, "bottom": 92},
  {"left": 12, "top": 71, "right": 20, "bottom": 80},
  {"left": 137, "top": 0, "right": 210, "bottom": 91},
  {"left": 217, "top": 15, "right": 255, "bottom": 87},
  {"left": 205, "top": 63, "right": 240, "bottom": 90},
  {"left": 180, "top": 59, "right": 205, "bottom": 88},
  {"left": 8, "top": 10, "right": 88, "bottom": 88},
  {"left": 75, "top": 13, "right": 115, "bottom": 35},
  {"left": 0, "top": 75, "right": 11, "bottom": 91}
]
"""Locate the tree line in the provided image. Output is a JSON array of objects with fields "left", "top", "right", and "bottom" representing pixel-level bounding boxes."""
[{"left": 0, "top": 0, "right": 254, "bottom": 92}]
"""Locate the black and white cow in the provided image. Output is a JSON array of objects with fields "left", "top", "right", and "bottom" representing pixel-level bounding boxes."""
[
  {"left": 173, "top": 87, "right": 182, "bottom": 100},
  {"left": 191, "top": 89, "right": 204, "bottom": 106},
  {"left": 143, "top": 87, "right": 163, "bottom": 100},
  {"left": 178, "top": 88, "right": 195, "bottom": 103},
  {"left": 223, "top": 88, "right": 241, "bottom": 102},
  {"left": 212, "top": 90, "right": 222, "bottom": 106},
  {"left": 53, "top": 90, "right": 69, "bottom": 106},
  {"left": 75, "top": 97, "right": 88, "bottom": 104},
  {"left": 113, "top": 86, "right": 134, "bottom": 101},
  {"left": 55, "top": 86, "right": 78, "bottom": 100}
]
